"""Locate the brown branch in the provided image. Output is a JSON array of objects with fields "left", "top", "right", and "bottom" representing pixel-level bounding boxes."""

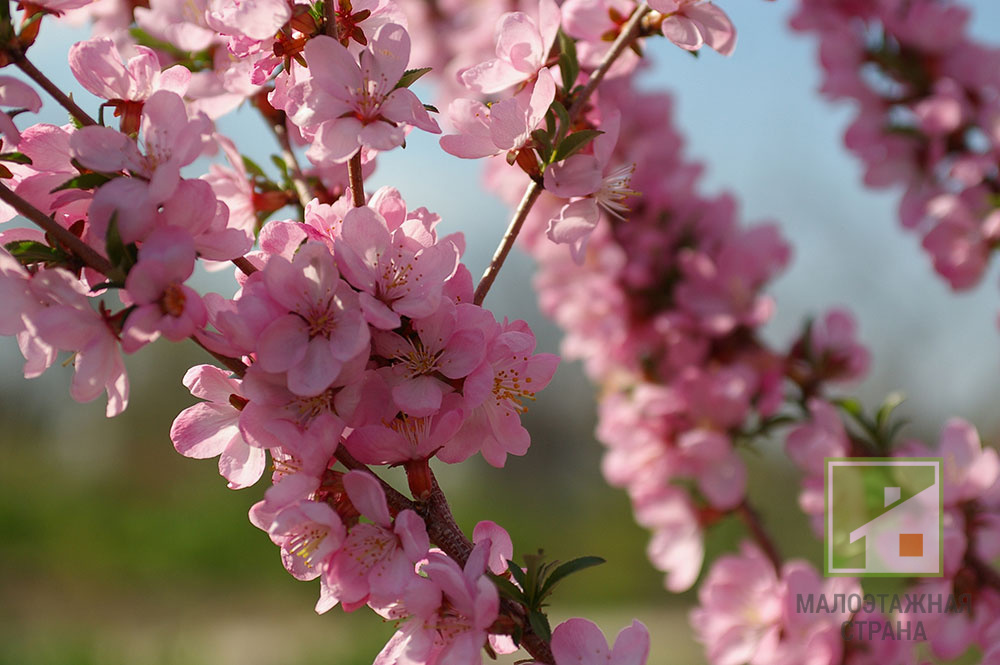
[
  {"left": 736, "top": 500, "right": 783, "bottom": 573},
  {"left": 191, "top": 337, "right": 248, "bottom": 377},
  {"left": 12, "top": 53, "right": 97, "bottom": 127},
  {"left": 0, "top": 181, "right": 114, "bottom": 275},
  {"left": 347, "top": 151, "right": 365, "bottom": 207},
  {"left": 231, "top": 256, "right": 258, "bottom": 276},
  {"left": 567, "top": 4, "right": 651, "bottom": 120},
  {"left": 473, "top": 180, "right": 541, "bottom": 305}
]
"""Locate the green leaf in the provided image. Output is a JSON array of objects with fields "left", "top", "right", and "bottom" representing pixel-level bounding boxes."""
[
  {"left": 394, "top": 67, "right": 433, "bottom": 90},
  {"left": 0, "top": 151, "right": 31, "bottom": 165},
  {"left": 538, "top": 556, "right": 605, "bottom": 601},
  {"left": 833, "top": 397, "right": 865, "bottom": 422},
  {"left": 242, "top": 155, "right": 267, "bottom": 179},
  {"left": 527, "top": 610, "right": 552, "bottom": 643},
  {"left": 557, "top": 30, "right": 579, "bottom": 94},
  {"left": 51, "top": 172, "right": 112, "bottom": 193},
  {"left": 553, "top": 129, "right": 603, "bottom": 162},
  {"left": 269, "top": 154, "right": 291, "bottom": 186},
  {"left": 550, "top": 101, "right": 571, "bottom": 146},
  {"left": 3, "top": 239, "right": 68, "bottom": 267},
  {"left": 507, "top": 560, "right": 528, "bottom": 590},
  {"left": 545, "top": 109, "right": 556, "bottom": 137},
  {"left": 423, "top": 103, "right": 439, "bottom": 114},
  {"left": 105, "top": 213, "right": 136, "bottom": 278},
  {"left": 490, "top": 574, "right": 526, "bottom": 604},
  {"left": 531, "top": 129, "right": 553, "bottom": 164},
  {"left": 875, "top": 392, "right": 905, "bottom": 430}
]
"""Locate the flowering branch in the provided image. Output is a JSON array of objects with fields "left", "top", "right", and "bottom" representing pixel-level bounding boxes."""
[
  {"left": 567, "top": 3, "right": 651, "bottom": 119},
  {"left": 11, "top": 53, "right": 97, "bottom": 127},
  {"left": 0, "top": 181, "right": 113, "bottom": 275},
  {"left": 473, "top": 3, "right": 651, "bottom": 305}
]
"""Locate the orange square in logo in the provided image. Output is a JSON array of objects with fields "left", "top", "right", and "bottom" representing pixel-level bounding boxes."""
[{"left": 899, "top": 533, "right": 923, "bottom": 557}]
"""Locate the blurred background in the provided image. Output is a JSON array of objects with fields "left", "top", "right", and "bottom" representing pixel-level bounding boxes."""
[{"left": 3, "top": 1, "right": 1000, "bottom": 663}]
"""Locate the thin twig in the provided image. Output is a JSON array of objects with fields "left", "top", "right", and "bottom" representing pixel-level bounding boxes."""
[
  {"left": 13, "top": 53, "right": 97, "bottom": 127},
  {"left": 567, "top": 4, "right": 651, "bottom": 119},
  {"left": 473, "top": 3, "right": 651, "bottom": 305},
  {"left": 270, "top": 122, "right": 313, "bottom": 208},
  {"left": 347, "top": 151, "right": 365, "bottom": 207},
  {"left": 0, "top": 181, "right": 113, "bottom": 275},
  {"left": 473, "top": 181, "right": 541, "bottom": 305},
  {"left": 231, "top": 256, "right": 258, "bottom": 276},
  {"left": 191, "top": 337, "right": 248, "bottom": 377},
  {"left": 736, "top": 501, "right": 783, "bottom": 573}
]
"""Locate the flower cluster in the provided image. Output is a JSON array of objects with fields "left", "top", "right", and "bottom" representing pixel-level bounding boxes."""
[
  {"left": 792, "top": 0, "right": 1000, "bottom": 293},
  {"left": 0, "top": 0, "right": 997, "bottom": 664},
  {"left": 0, "top": 0, "right": 661, "bottom": 662}
]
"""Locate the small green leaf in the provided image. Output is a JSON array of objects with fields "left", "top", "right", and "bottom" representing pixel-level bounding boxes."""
[
  {"left": 528, "top": 610, "right": 552, "bottom": 643},
  {"left": 242, "top": 155, "right": 267, "bottom": 179},
  {"left": 507, "top": 560, "right": 528, "bottom": 590},
  {"left": 545, "top": 109, "right": 556, "bottom": 137},
  {"left": 557, "top": 30, "right": 579, "bottom": 94},
  {"left": 423, "top": 103, "right": 439, "bottom": 114},
  {"left": 875, "top": 392, "right": 905, "bottom": 429},
  {"left": 490, "top": 574, "right": 526, "bottom": 604},
  {"left": 531, "top": 129, "right": 553, "bottom": 164},
  {"left": 550, "top": 101, "right": 571, "bottom": 146},
  {"left": 51, "top": 172, "right": 112, "bottom": 193},
  {"left": 834, "top": 397, "right": 865, "bottom": 421},
  {"left": 553, "top": 129, "right": 603, "bottom": 162},
  {"left": 394, "top": 67, "right": 433, "bottom": 90},
  {"left": 538, "top": 556, "right": 605, "bottom": 601},
  {"left": 0, "top": 151, "right": 31, "bottom": 165},
  {"left": 3, "top": 239, "right": 68, "bottom": 267},
  {"left": 105, "top": 213, "right": 137, "bottom": 277}
]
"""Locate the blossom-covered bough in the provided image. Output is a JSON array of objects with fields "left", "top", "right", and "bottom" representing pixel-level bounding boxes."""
[{"left": 1, "top": 0, "right": 999, "bottom": 663}]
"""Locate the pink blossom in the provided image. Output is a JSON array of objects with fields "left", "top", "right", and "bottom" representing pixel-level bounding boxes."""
[
  {"left": 205, "top": 0, "right": 291, "bottom": 42},
  {"left": 170, "top": 364, "right": 264, "bottom": 489},
  {"left": 543, "top": 111, "right": 638, "bottom": 260},
  {"left": 650, "top": 1, "right": 737, "bottom": 56},
  {"left": 372, "top": 301, "right": 486, "bottom": 416},
  {"left": 785, "top": 399, "right": 849, "bottom": 477},
  {"left": 134, "top": 0, "right": 219, "bottom": 52},
  {"left": 255, "top": 242, "right": 370, "bottom": 396},
  {"left": 0, "top": 77, "right": 42, "bottom": 144},
  {"left": 269, "top": 498, "right": 346, "bottom": 581},
  {"left": 285, "top": 24, "right": 440, "bottom": 165},
  {"left": 448, "top": 318, "right": 559, "bottom": 467},
  {"left": 440, "top": 68, "right": 556, "bottom": 159},
  {"left": 23, "top": 269, "right": 129, "bottom": 417},
  {"left": 72, "top": 90, "right": 213, "bottom": 243},
  {"left": 806, "top": 309, "right": 870, "bottom": 383},
  {"left": 335, "top": 205, "right": 460, "bottom": 329},
  {"left": 69, "top": 37, "right": 190, "bottom": 133},
  {"left": 375, "top": 543, "right": 498, "bottom": 665},
  {"left": 317, "top": 470, "right": 429, "bottom": 612},
  {"left": 343, "top": 394, "right": 465, "bottom": 465},
  {"left": 634, "top": 486, "right": 704, "bottom": 592},
  {"left": 546, "top": 618, "right": 650, "bottom": 665},
  {"left": 458, "top": 0, "right": 560, "bottom": 94},
  {"left": 121, "top": 227, "right": 207, "bottom": 352},
  {"left": 938, "top": 418, "right": 999, "bottom": 506}
]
